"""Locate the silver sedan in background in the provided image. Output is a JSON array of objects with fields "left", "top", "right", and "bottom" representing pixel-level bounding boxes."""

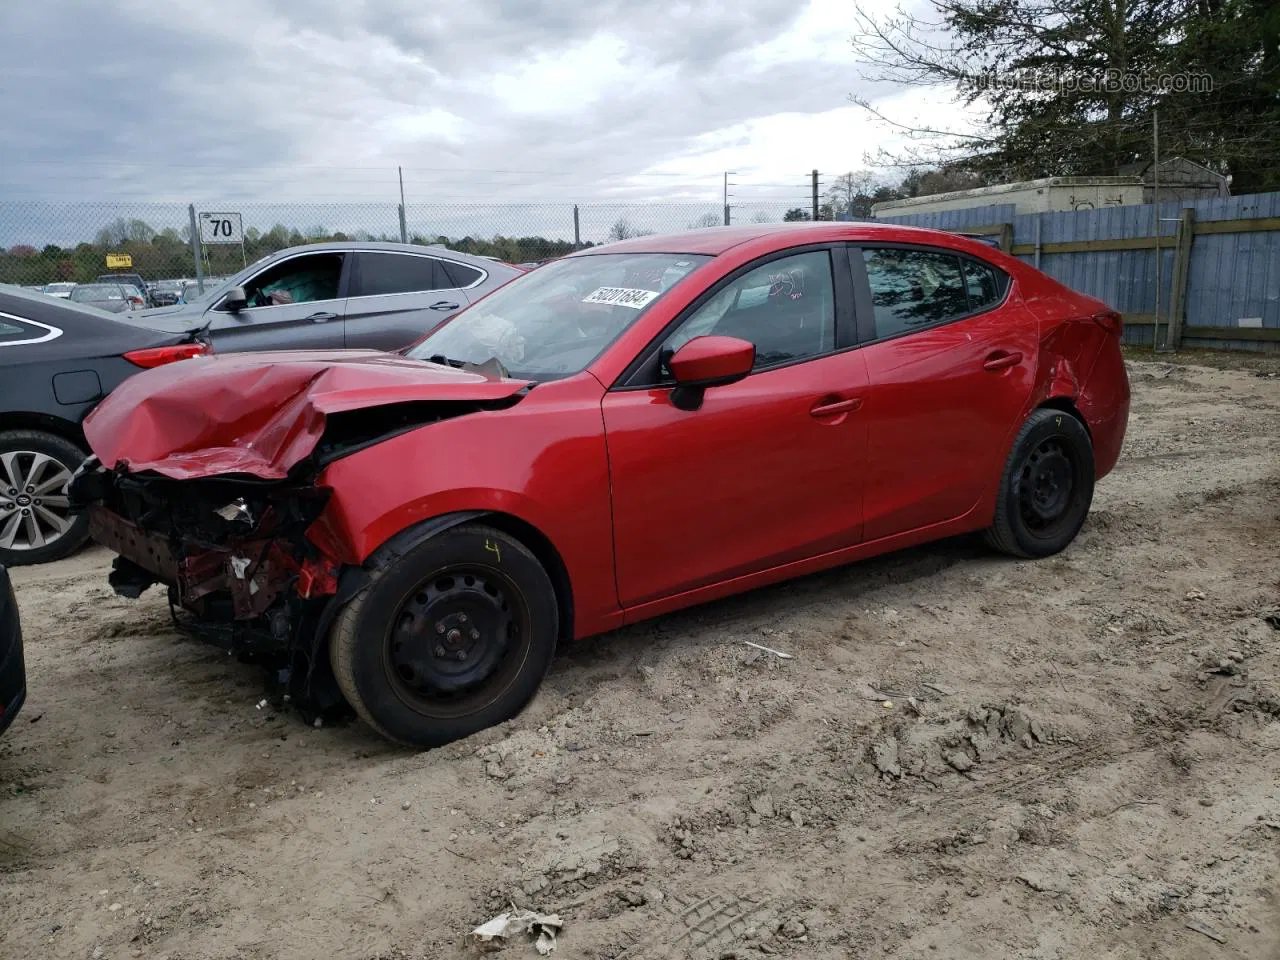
[
  {"left": 68, "top": 283, "right": 143, "bottom": 313},
  {"left": 129, "top": 242, "right": 523, "bottom": 352}
]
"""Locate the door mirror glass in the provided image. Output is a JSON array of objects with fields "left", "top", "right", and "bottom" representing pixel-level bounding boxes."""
[{"left": 224, "top": 286, "right": 248, "bottom": 312}]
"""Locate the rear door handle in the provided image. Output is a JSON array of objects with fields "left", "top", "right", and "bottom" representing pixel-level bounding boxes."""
[
  {"left": 810, "top": 397, "right": 862, "bottom": 418},
  {"left": 306, "top": 311, "right": 338, "bottom": 323},
  {"left": 983, "top": 350, "right": 1023, "bottom": 371},
  {"left": 429, "top": 301, "right": 460, "bottom": 311}
]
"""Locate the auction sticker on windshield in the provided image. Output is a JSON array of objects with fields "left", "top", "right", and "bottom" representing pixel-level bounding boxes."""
[{"left": 582, "top": 287, "right": 659, "bottom": 309}]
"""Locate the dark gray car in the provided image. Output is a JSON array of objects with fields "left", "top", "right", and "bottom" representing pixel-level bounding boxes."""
[
  {"left": 69, "top": 283, "right": 140, "bottom": 313},
  {"left": 132, "top": 242, "right": 522, "bottom": 353},
  {"left": 0, "top": 285, "right": 211, "bottom": 566}
]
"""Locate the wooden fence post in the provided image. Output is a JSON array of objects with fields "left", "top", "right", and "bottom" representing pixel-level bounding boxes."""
[
  {"left": 998, "top": 222, "right": 1014, "bottom": 255},
  {"left": 1167, "top": 207, "right": 1195, "bottom": 350}
]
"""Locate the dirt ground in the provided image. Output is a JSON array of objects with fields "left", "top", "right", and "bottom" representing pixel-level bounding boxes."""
[{"left": 2, "top": 356, "right": 1279, "bottom": 960}]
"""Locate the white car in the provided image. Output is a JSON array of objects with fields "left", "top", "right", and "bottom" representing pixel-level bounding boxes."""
[{"left": 43, "top": 282, "right": 76, "bottom": 299}]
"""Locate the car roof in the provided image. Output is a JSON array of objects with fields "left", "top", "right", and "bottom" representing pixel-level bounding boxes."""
[
  {"left": 264, "top": 240, "right": 505, "bottom": 267},
  {"left": 569, "top": 221, "right": 1001, "bottom": 257}
]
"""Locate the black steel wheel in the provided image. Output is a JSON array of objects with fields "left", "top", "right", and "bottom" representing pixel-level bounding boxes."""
[
  {"left": 986, "top": 409, "right": 1094, "bottom": 558},
  {"left": 385, "top": 565, "right": 529, "bottom": 719},
  {"left": 330, "top": 522, "right": 558, "bottom": 747}
]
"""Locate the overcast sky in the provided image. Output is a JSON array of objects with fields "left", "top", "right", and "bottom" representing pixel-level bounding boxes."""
[{"left": 2, "top": 0, "right": 972, "bottom": 212}]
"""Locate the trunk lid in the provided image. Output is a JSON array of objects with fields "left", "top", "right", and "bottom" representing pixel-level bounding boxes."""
[{"left": 83, "top": 350, "right": 532, "bottom": 480}]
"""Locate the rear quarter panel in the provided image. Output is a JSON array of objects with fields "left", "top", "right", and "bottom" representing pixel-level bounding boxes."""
[
  {"left": 0, "top": 354, "right": 152, "bottom": 435},
  {"left": 1014, "top": 266, "right": 1130, "bottom": 478}
]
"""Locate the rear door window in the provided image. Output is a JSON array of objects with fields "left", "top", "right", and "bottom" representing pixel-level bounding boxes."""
[
  {"left": 356, "top": 252, "right": 449, "bottom": 296},
  {"left": 962, "top": 259, "right": 1007, "bottom": 310},
  {"left": 437, "top": 260, "right": 484, "bottom": 289},
  {"left": 861, "top": 248, "right": 971, "bottom": 339}
]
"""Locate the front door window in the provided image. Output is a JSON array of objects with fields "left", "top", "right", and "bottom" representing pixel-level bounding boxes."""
[{"left": 240, "top": 253, "right": 343, "bottom": 308}]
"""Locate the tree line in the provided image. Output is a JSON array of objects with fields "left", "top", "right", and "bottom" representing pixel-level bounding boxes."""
[{"left": 0, "top": 218, "right": 588, "bottom": 287}]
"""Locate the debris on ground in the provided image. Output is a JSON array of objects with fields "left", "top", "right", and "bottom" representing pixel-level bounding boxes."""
[
  {"left": 470, "top": 908, "right": 563, "bottom": 954},
  {"left": 1184, "top": 918, "right": 1227, "bottom": 944},
  {"left": 742, "top": 640, "right": 793, "bottom": 660}
]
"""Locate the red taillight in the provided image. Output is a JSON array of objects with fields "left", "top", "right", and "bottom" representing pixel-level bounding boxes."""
[
  {"left": 124, "top": 342, "right": 212, "bottom": 368},
  {"left": 1093, "top": 311, "right": 1124, "bottom": 337},
  {"left": 128, "top": 296, "right": 144, "bottom": 308}
]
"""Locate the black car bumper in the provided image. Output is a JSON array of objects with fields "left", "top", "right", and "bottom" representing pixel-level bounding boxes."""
[{"left": 0, "top": 565, "right": 25, "bottom": 736}]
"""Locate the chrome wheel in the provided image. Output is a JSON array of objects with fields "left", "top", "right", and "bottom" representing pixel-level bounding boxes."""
[{"left": 0, "top": 450, "right": 75, "bottom": 552}]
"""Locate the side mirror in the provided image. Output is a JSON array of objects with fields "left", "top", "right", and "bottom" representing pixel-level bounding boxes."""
[
  {"left": 223, "top": 285, "right": 248, "bottom": 312},
  {"left": 667, "top": 335, "right": 754, "bottom": 411}
]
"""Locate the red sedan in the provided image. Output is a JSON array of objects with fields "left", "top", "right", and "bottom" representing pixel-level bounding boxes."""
[{"left": 71, "top": 222, "right": 1130, "bottom": 747}]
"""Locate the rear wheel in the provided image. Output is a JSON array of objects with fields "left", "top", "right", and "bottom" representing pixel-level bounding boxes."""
[
  {"left": 985, "top": 409, "right": 1094, "bottom": 558},
  {"left": 0, "top": 430, "right": 90, "bottom": 566},
  {"left": 329, "top": 523, "right": 558, "bottom": 747}
]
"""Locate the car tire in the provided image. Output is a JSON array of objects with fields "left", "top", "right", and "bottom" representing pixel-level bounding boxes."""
[
  {"left": 329, "top": 523, "right": 559, "bottom": 748},
  {"left": 0, "top": 429, "right": 90, "bottom": 567},
  {"left": 985, "top": 408, "right": 1095, "bottom": 559}
]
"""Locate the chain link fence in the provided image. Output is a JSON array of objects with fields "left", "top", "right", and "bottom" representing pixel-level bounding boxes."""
[{"left": 0, "top": 200, "right": 804, "bottom": 287}]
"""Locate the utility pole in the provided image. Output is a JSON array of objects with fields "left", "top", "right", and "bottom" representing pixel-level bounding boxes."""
[
  {"left": 811, "top": 170, "right": 820, "bottom": 221},
  {"left": 723, "top": 172, "right": 737, "bottom": 226},
  {"left": 573, "top": 204, "right": 581, "bottom": 248},
  {"left": 398, "top": 166, "right": 408, "bottom": 243},
  {"left": 1152, "top": 111, "right": 1161, "bottom": 353}
]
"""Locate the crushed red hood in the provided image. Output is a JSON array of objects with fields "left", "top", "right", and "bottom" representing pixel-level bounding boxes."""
[{"left": 83, "top": 350, "right": 531, "bottom": 480}]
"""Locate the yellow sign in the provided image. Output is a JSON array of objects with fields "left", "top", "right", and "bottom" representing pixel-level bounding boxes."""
[{"left": 105, "top": 253, "right": 133, "bottom": 269}]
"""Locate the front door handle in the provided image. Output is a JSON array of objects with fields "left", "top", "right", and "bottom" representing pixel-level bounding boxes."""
[
  {"left": 306, "top": 311, "right": 338, "bottom": 323},
  {"left": 429, "top": 301, "right": 460, "bottom": 311},
  {"left": 983, "top": 350, "right": 1023, "bottom": 371},
  {"left": 810, "top": 397, "right": 862, "bottom": 418}
]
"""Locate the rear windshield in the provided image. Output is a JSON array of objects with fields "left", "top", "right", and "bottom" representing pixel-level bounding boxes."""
[{"left": 72, "top": 285, "right": 125, "bottom": 300}]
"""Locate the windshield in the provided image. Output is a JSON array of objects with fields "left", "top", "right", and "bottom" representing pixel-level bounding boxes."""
[{"left": 406, "top": 252, "right": 708, "bottom": 379}]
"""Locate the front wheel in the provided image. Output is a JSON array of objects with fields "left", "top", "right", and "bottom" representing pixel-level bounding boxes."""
[
  {"left": 329, "top": 523, "right": 558, "bottom": 747},
  {"left": 0, "top": 429, "right": 90, "bottom": 566},
  {"left": 985, "top": 409, "right": 1095, "bottom": 559}
]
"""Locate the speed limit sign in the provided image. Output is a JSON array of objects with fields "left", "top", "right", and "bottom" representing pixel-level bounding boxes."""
[{"left": 199, "top": 211, "right": 244, "bottom": 244}]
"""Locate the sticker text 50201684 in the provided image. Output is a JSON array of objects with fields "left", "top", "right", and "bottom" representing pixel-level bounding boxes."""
[{"left": 582, "top": 287, "right": 659, "bottom": 309}]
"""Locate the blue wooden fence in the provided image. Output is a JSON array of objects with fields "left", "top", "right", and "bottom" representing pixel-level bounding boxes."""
[{"left": 876, "top": 192, "right": 1280, "bottom": 350}]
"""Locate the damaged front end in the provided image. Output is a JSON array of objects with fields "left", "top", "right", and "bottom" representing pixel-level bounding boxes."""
[
  {"left": 67, "top": 349, "right": 535, "bottom": 715},
  {"left": 70, "top": 461, "right": 353, "bottom": 712}
]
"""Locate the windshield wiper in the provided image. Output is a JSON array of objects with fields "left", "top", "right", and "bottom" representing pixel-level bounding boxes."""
[{"left": 426, "top": 353, "right": 466, "bottom": 369}]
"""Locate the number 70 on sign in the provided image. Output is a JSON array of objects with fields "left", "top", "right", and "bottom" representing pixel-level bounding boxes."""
[{"left": 199, "top": 212, "right": 244, "bottom": 244}]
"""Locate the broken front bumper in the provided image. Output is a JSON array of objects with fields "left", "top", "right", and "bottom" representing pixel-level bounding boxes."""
[
  {"left": 89, "top": 503, "right": 338, "bottom": 619},
  {"left": 73, "top": 460, "right": 340, "bottom": 623}
]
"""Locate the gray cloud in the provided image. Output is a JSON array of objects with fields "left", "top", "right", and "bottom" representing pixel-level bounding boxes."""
[{"left": 1, "top": 0, "right": 890, "bottom": 244}]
